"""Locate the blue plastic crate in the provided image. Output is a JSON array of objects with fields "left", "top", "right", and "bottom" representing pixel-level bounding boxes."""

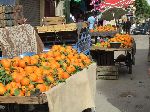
[{"left": 75, "top": 32, "right": 91, "bottom": 55}]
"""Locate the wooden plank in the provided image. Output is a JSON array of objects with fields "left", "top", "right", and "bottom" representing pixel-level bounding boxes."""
[
  {"left": 97, "top": 66, "right": 118, "bottom": 71},
  {"left": 97, "top": 75, "right": 119, "bottom": 80},
  {"left": 97, "top": 71, "right": 118, "bottom": 76},
  {"left": 0, "top": 95, "right": 47, "bottom": 104},
  {"left": 43, "top": 17, "right": 66, "bottom": 25},
  {"left": 90, "top": 46, "right": 131, "bottom": 51},
  {"left": 96, "top": 65, "right": 119, "bottom": 80},
  {"left": 36, "top": 26, "right": 48, "bottom": 33}
]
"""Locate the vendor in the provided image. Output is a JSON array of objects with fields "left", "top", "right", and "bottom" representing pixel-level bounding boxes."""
[{"left": 87, "top": 12, "right": 96, "bottom": 30}]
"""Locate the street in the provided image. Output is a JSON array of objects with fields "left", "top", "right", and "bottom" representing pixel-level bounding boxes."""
[{"left": 96, "top": 35, "right": 150, "bottom": 112}]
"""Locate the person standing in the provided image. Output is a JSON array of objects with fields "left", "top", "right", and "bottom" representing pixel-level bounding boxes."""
[
  {"left": 125, "top": 19, "right": 132, "bottom": 34},
  {"left": 87, "top": 12, "right": 96, "bottom": 30}
]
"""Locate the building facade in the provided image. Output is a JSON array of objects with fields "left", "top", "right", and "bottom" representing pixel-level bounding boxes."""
[{"left": 0, "top": 0, "right": 68, "bottom": 26}]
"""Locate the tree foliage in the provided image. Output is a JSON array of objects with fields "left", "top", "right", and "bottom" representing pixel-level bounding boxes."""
[{"left": 135, "top": 0, "right": 150, "bottom": 19}]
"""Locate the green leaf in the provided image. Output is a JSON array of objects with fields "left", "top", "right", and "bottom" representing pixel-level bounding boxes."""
[
  {"left": 4, "top": 90, "right": 10, "bottom": 96},
  {"left": 53, "top": 68, "right": 58, "bottom": 74},
  {"left": 14, "top": 89, "right": 20, "bottom": 96},
  {"left": 30, "top": 89, "right": 41, "bottom": 96},
  {"left": 56, "top": 79, "right": 66, "bottom": 84},
  {"left": 58, "top": 60, "right": 64, "bottom": 65},
  {"left": 42, "top": 66, "right": 50, "bottom": 70}
]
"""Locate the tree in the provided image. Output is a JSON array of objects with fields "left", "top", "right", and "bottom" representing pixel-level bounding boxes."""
[{"left": 135, "top": 0, "right": 150, "bottom": 19}]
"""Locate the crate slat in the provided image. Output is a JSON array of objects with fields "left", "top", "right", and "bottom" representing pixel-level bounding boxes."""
[
  {"left": 97, "top": 66, "right": 118, "bottom": 71},
  {"left": 43, "top": 17, "right": 66, "bottom": 25},
  {"left": 0, "top": 95, "right": 47, "bottom": 104},
  {"left": 97, "top": 71, "right": 118, "bottom": 76},
  {"left": 96, "top": 66, "right": 119, "bottom": 80},
  {"left": 97, "top": 75, "right": 119, "bottom": 80}
]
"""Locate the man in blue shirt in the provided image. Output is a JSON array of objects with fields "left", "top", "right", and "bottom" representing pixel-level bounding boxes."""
[{"left": 87, "top": 13, "right": 96, "bottom": 30}]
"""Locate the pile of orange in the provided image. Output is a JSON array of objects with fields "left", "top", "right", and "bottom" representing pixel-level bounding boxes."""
[
  {"left": 0, "top": 45, "right": 92, "bottom": 96},
  {"left": 90, "top": 25, "right": 117, "bottom": 32},
  {"left": 96, "top": 41, "right": 110, "bottom": 48},
  {"left": 108, "top": 34, "right": 133, "bottom": 48},
  {"left": 95, "top": 34, "right": 133, "bottom": 48}
]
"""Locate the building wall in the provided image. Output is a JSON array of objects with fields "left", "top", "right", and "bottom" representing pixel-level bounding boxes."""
[
  {"left": 0, "top": 0, "right": 16, "bottom": 5},
  {"left": 19, "top": 0, "right": 40, "bottom": 26},
  {"left": 19, "top": 0, "right": 68, "bottom": 26}
]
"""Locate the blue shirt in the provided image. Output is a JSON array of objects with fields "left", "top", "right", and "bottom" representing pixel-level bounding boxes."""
[{"left": 88, "top": 16, "right": 96, "bottom": 29}]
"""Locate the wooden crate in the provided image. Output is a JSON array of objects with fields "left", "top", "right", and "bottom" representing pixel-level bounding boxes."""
[
  {"left": 42, "top": 17, "right": 66, "bottom": 26},
  {"left": 47, "top": 26, "right": 55, "bottom": 32},
  {"left": 53, "top": 24, "right": 66, "bottom": 32},
  {"left": 96, "top": 66, "right": 119, "bottom": 80},
  {"left": 63, "top": 23, "right": 77, "bottom": 31},
  {"left": 90, "top": 50, "right": 115, "bottom": 66},
  {"left": 0, "top": 94, "right": 47, "bottom": 104},
  {"left": 36, "top": 26, "right": 48, "bottom": 33}
]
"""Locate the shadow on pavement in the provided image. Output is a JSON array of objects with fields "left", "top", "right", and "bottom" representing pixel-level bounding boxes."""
[{"left": 96, "top": 49, "right": 150, "bottom": 112}]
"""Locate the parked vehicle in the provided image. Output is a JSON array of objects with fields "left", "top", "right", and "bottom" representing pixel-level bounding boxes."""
[{"left": 132, "top": 23, "right": 149, "bottom": 35}]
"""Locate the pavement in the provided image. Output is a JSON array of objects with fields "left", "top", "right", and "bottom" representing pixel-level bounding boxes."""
[{"left": 95, "top": 35, "right": 150, "bottom": 112}]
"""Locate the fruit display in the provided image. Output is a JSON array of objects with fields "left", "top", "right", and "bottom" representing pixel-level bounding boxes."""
[
  {"left": 0, "top": 45, "right": 92, "bottom": 96},
  {"left": 95, "top": 34, "right": 133, "bottom": 48},
  {"left": 90, "top": 25, "right": 117, "bottom": 33}
]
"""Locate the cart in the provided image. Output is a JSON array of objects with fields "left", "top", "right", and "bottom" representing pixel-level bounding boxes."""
[
  {"left": 0, "top": 63, "right": 96, "bottom": 112},
  {"left": 90, "top": 39, "right": 136, "bottom": 80},
  {"left": 0, "top": 94, "right": 47, "bottom": 112}
]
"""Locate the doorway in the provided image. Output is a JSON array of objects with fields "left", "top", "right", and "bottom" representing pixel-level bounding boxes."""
[{"left": 44, "top": 0, "right": 55, "bottom": 17}]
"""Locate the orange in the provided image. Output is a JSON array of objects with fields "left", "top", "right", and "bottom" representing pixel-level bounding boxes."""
[
  {"left": 0, "top": 84, "right": 6, "bottom": 95},
  {"left": 1, "top": 59, "right": 11, "bottom": 68},
  {"left": 23, "top": 56, "right": 31, "bottom": 65},
  {"left": 36, "top": 84, "right": 46, "bottom": 92},
  {"left": 24, "top": 66, "right": 34, "bottom": 74},
  {"left": 61, "top": 72, "right": 70, "bottom": 79},
  {"left": 29, "top": 73, "right": 38, "bottom": 82},
  {"left": 28, "top": 84, "right": 34, "bottom": 90},
  {"left": 47, "top": 75, "right": 54, "bottom": 83},
  {"left": 18, "top": 59, "right": 26, "bottom": 68},
  {"left": 18, "top": 90, "right": 24, "bottom": 96},
  {"left": 21, "top": 77, "right": 30, "bottom": 86}
]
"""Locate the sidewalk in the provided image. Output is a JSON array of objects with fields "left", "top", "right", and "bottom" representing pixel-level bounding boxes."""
[{"left": 95, "top": 35, "right": 150, "bottom": 112}]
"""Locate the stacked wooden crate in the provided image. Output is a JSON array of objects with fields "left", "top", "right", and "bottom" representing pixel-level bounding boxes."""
[
  {"left": 96, "top": 66, "right": 119, "bottom": 80},
  {"left": 0, "top": 5, "right": 23, "bottom": 28},
  {"left": 91, "top": 50, "right": 119, "bottom": 80}
]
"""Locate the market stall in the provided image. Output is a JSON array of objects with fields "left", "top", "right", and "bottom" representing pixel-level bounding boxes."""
[
  {"left": 90, "top": 33, "right": 136, "bottom": 80},
  {"left": 36, "top": 17, "right": 88, "bottom": 46},
  {"left": 0, "top": 45, "right": 96, "bottom": 112},
  {"left": 89, "top": 25, "right": 119, "bottom": 44}
]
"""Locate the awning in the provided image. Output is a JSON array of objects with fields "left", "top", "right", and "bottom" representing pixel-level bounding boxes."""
[{"left": 91, "top": 0, "right": 134, "bottom": 12}]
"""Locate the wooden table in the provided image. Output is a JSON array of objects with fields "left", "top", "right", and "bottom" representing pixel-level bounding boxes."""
[
  {"left": 35, "top": 22, "right": 87, "bottom": 46},
  {"left": 90, "top": 45, "right": 136, "bottom": 80}
]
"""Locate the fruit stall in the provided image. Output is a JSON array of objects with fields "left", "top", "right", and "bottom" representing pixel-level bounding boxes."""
[
  {"left": 36, "top": 17, "right": 88, "bottom": 46},
  {"left": 90, "top": 33, "right": 136, "bottom": 80},
  {"left": 0, "top": 45, "right": 96, "bottom": 112},
  {"left": 89, "top": 25, "right": 119, "bottom": 44}
]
